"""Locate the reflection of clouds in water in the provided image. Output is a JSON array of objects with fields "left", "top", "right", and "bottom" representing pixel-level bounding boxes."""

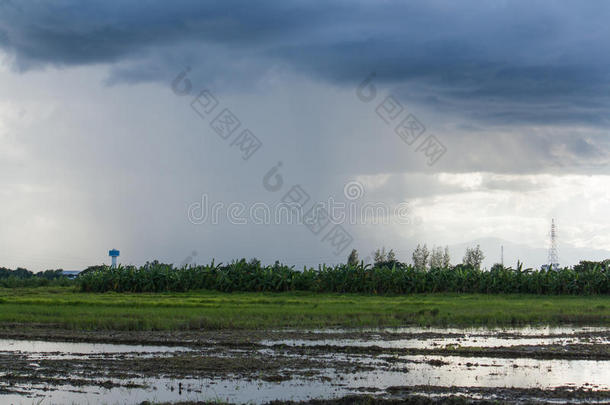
[{"left": 2, "top": 326, "right": 610, "bottom": 404}]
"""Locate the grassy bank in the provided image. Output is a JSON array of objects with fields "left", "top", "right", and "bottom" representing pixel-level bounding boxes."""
[{"left": 0, "top": 287, "right": 609, "bottom": 331}]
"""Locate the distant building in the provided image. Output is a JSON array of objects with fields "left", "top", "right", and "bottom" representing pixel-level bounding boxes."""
[{"left": 61, "top": 270, "right": 82, "bottom": 279}]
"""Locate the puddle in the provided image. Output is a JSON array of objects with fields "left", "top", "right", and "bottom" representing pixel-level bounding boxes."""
[
  {"left": 1, "top": 326, "right": 609, "bottom": 404},
  {"left": 286, "top": 325, "right": 610, "bottom": 336},
  {"left": 263, "top": 335, "right": 609, "bottom": 350},
  {"left": 3, "top": 355, "right": 610, "bottom": 404},
  {"left": 264, "top": 325, "right": 610, "bottom": 349},
  {"left": 354, "top": 355, "right": 610, "bottom": 390},
  {"left": 0, "top": 339, "right": 193, "bottom": 355},
  {"left": 0, "top": 378, "right": 353, "bottom": 405}
]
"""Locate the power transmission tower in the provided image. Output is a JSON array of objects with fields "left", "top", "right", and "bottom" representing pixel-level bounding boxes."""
[{"left": 547, "top": 218, "right": 559, "bottom": 270}]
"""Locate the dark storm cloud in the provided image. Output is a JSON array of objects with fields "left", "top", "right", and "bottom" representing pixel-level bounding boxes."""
[
  {"left": 0, "top": 0, "right": 335, "bottom": 65},
  {"left": 1, "top": 0, "right": 610, "bottom": 126}
]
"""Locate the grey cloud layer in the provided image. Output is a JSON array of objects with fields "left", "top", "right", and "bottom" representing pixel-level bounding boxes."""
[
  {"left": 2, "top": 0, "right": 610, "bottom": 127},
  {"left": 4, "top": 1, "right": 610, "bottom": 272}
]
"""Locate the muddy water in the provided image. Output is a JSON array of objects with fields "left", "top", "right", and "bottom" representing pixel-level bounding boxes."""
[
  {"left": 1, "top": 326, "right": 609, "bottom": 404},
  {"left": 1, "top": 338, "right": 193, "bottom": 354},
  {"left": 262, "top": 327, "right": 610, "bottom": 349}
]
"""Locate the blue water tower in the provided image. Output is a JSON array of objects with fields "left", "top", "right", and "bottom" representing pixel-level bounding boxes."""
[{"left": 109, "top": 249, "right": 120, "bottom": 268}]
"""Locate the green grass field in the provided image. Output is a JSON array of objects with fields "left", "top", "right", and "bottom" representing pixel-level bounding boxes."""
[{"left": 0, "top": 287, "right": 609, "bottom": 331}]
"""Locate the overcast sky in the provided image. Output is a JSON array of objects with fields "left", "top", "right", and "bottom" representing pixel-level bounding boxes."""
[{"left": 1, "top": 0, "right": 610, "bottom": 271}]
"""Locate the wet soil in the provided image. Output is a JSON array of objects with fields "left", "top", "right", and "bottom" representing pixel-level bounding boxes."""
[
  {"left": 2, "top": 323, "right": 608, "bottom": 360},
  {"left": 1, "top": 324, "right": 609, "bottom": 404}
]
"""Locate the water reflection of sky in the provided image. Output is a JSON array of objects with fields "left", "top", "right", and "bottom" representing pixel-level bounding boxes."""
[{"left": 1, "top": 326, "right": 609, "bottom": 405}]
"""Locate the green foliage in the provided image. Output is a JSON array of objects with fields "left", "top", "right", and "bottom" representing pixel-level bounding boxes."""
[
  {"left": 0, "top": 267, "right": 34, "bottom": 279},
  {"left": 347, "top": 249, "right": 359, "bottom": 266},
  {"left": 463, "top": 245, "right": 485, "bottom": 270},
  {"left": 412, "top": 244, "right": 429, "bottom": 271},
  {"left": 373, "top": 247, "right": 387, "bottom": 265},
  {"left": 573, "top": 260, "right": 610, "bottom": 273},
  {"left": 78, "top": 259, "right": 610, "bottom": 295},
  {"left": 1, "top": 288, "right": 609, "bottom": 330},
  {"left": 0, "top": 267, "right": 72, "bottom": 288}
]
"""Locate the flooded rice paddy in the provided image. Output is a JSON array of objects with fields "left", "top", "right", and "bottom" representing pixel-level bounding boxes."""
[{"left": 0, "top": 325, "right": 609, "bottom": 404}]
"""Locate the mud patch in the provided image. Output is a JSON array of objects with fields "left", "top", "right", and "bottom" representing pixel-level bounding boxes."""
[{"left": 1, "top": 325, "right": 609, "bottom": 404}]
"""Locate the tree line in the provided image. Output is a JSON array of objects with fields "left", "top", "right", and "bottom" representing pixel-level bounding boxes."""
[
  {"left": 77, "top": 257, "right": 610, "bottom": 295},
  {"left": 2, "top": 251, "right": 610, "bottom": 294},
  {"left": 348, "top": 244, "right": 485, "bottom": 270},
  {"left": 0, "top": 267, "right": 71, "bottom": 287}
]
